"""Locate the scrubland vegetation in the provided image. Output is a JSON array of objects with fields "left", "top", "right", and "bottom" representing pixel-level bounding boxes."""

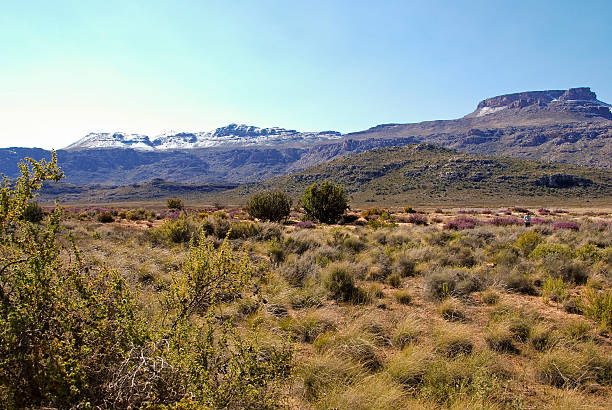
[{"left": 2, "top": 156, "right": 612, "bottom": 408}]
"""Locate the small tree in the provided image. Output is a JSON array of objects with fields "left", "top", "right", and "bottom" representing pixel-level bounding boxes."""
[
  {"left": 300, "top": 181, "right": 349, "bottom": 224},
  {"left": 167, "top": 197, "right": 184, "bottom": 210},
  {"left": 246, "top": 191, "right": 291, "bottom": 222}
]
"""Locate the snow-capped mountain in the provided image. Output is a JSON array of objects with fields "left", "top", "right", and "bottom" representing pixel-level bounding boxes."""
[{"left": 64, "top": 124, "right": 343, "bottom": 150}]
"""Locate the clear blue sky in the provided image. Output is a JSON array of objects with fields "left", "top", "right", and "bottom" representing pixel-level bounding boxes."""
[{"left": 1, "top": 0, "right": 611, "bottom": 149}]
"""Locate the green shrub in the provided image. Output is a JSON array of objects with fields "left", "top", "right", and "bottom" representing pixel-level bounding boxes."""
[
  {"left": 21, "top": 201, "right": 45, "bottom": 223},
  {"left": 514, "top": 231, "right": 542, "bottom": 256},
  {"left": 246, "top": 191, "right": 291, "bottom": 222},
  {"left": 166, "top": 197, "right": 184, "bottom": 210},
  {"left": 323, "top": 263, "right": 365, "bottom": 303},
  {"left": 542, "top": 276, "right": 568, "bottom": 304},
  {"left": 300, "top": 181, "right": 349, "bottom": 224},
  {"left": 157, "top": 216, "right": 197, "bottom": 243},
  {"left": 126, "top": 208, "right": 147, "bottom": 221},
  {"left": 580, "top": 287, "right": 612, "bottom": 331},
  {"left": 529, "top": 243, "right": 573, "bottom": 259}
]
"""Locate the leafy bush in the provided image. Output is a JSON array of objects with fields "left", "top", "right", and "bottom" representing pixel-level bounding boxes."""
[
  {"left": 542, "top": 276, "right": 568, "bottom": 303},
  {"left": 157, "top": 216, "right": 197, "bottom": 243},
  {"left": 166, "top": 197, "right": 184, "bottom": 210},
  {"left": 514, "top": 231, "right": 542, "bottom": 256},
  {"left": 21, "top": 201, "right": 45, "bottom": 223},
  {"left": 300, "top": 181, "right": 349, "bottom": 224},
  {"left": 246, "top": 191, "right": 292, "bottom": 222}
]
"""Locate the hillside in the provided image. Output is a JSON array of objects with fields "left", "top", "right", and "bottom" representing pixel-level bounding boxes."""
[
  {"left": 348, "top": 87, "right": 612, "bottom": 169},
  {"left": 237, "top": 144, "right": 612, "bottom": 206}
]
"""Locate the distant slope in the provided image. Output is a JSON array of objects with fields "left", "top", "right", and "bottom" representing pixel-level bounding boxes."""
[
  {"left": 347, "top": 87, "right": 612, "bottom": 169},
  {"left": 237, "top": 144, "right": 612, "bottom": 206}
]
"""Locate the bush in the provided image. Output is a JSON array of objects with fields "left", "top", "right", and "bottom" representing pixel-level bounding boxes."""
[
  {"left": 443, "top": 216, "right": 478, "bottom": 230},
  {"left": 22, "top": 201, "right": 45, "bottom": 223},
  {"left": 323, "top": 263, "right": 361, "bottom": 303},
  {"left": 424, "top": 268, "right": 481, "bottom": 301},
  {"left": 97, "top": 211, "right": 115, "bottom": 223},
  {"left": 580, "top": 287, "right": 612, "bottom": 331},
  {"left": 514, "top": 231, "right": 542, "bottom": 256},
  {"left": 166, "top": 197, "right": 184, "bottom": 210},
  {"left": 157, "top": 216, "right": 197, "bottom": 243},
  {"left": 542, "top": 276, "right": 568, "bottom": 303},
  {"left": 300, "top": 181, "right": 349, "bottom": 224},
  {"left": 246, "top": 191, "right": 292, "bottom": 222}
]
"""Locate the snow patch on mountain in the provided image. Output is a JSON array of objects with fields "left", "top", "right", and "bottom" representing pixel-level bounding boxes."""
[{"left": 65, "top": 124, "right": 343, "bottom": 150}]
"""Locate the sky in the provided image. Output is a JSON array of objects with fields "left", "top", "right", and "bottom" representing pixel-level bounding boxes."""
[{"left": 1, "top": 0, "right": 611, "bottom": 149}]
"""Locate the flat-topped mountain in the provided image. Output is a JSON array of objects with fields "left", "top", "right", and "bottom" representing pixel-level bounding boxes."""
[{"left": 64, "top": 124, "right": 342, "bottom": 150}]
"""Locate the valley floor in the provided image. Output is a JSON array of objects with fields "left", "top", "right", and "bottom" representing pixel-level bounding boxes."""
[{"left": 56, "top": 205, "right": 612, "bottom": 409}]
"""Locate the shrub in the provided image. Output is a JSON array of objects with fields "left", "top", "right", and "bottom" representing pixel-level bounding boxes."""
[
  {"left": 21, "top": 201, "right": 45, "bottom": 223},
  {"left": 246, "top": 191, "right": 292, "bottom": 222},
  {"left": 443, "top": 216, "right": 478, "bottom": 230},
  {"left": 424, "top": 268, "right": 481, "bottom": 301},
  {"left": 300, "top": 181, "right": 349, "bottom": 224},
  {"left": 580, "top": 287, "right": 612, "bottom": 331},
  {"left": 552, "top": 221, "right": 580, "bottom": 231},
  {"left": 296, "top": 220, "right": 316, "bottom": 229},
  {"left": 126, "top": 208, "right": 147, "bottom": 221},
  {"left": 529, "top": 243, "right": 573, "bottom": 259},
  {"left": 406, "top": 213, "right": 428, "bottom": 225},
  {"left": 487, "top": 216, "right": 522, "bottom": 226},
  {"left": 157, "top": 216, "right": 197, "bottom": 243},
  {"left": 323, "top": 263, "right": 364, "bottom": 303},
  {"left": 97, "top": 211, "right": 115, "bottom": 223},
  {"left": 166, "top": 197, "right": 184, "bottom": 210},
  {"left": 542, "top": 276, "right": 568, "bottom": 304},
  {"left": 514, "top": 231, "right": 542, "bottom": 256}
]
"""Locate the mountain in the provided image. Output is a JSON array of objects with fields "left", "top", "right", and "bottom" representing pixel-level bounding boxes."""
[
  {"left": 40, "top": 144, "right": 612, "bottom": 205},
  {"left": 2, "top": 87, "right": 611, "bottom": 188},
  {"left": 64, "top": 124, "right": 343, "bottom": 150},
  {"left": 346, "top": 87, "right": 612, "bottom": 168},
  {"left": 236, "top": 144, "right": 612, "bottom": 206}
]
